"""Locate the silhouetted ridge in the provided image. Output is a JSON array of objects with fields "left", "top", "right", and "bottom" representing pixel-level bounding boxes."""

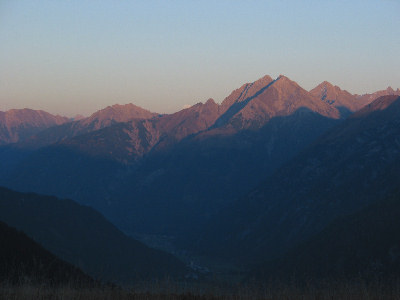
[{"left": 0, "top": 186, "right": 188, "bottom": 284}]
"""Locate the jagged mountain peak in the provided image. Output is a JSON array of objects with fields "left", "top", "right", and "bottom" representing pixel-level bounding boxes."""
[
  {"left": 256, "top": 74, "right": 275, "bottom": 85},
  {"left": 220, "top": 75, "right": 274, "bottom": 112},
  {"left": 272, "top": 74, "right": 305, "bottom": 90},
  {"left": 276, "top": 74, "right": 290, "bottom": 80},
  {"left": 311, "top": 80, "right": 352, "bottom": 95},
  {"left": 205, "top": 98, "right": 217, "bottom": 105},
  {"left": 186, "top": 98, "right": 217, "bottom": 110},
  {"left": 310, "top": 81, "right": 359, "bottom": 114},
  {"left": 0, "top": 109, "right": 70, "bottom": 145},
  {"left": 1, "top": 108, "right": 69, "bottom": 126},
  {"left": 320, "top": 80, "right": 333, "bottom": 86},
  {"left": 88, "top": 103, "right": 156, "bottom": 120},
  {"left": 80, "top": 103, "right": 157, "bottom": 130},
  {"left": 311, "top": 81, "right": 400, "bottom": 114},
  {"left": 212, "top": 74, "right": 340, "bottom": 130},
  {"left": 352, "top": 95, "right": 400, "bottom": 118},
  {"left": 354, "top": 86, "right": 400, "bottom": 109},
  {"left": 312, "top": 81, "right": 340, "bottom": 95},
  {"left": 386, "top": 86, "right": 395, "bottom": 93}
]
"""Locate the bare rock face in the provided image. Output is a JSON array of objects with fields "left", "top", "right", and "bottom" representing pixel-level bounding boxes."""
[
  {"left": 310, "top": 81, "right": 400, "bottom": 114},
  {"left": 57, "top": 98, "right": 223, "bottom": 162},
  {"left": 0, "top": 109, "right": 70, "bottom": 145},
  {"left": 19, "top": 103, "right": 158, "bottom": 149},
  {"left": 356, "top": 86, "right": 400, "bottom": 106},
  {"left": 310, "top": 81, "right": 357, "bottom": 111},
  {"left": 213, "top": 75, "right": 340, "bottom": 131},
  {"left": 154, "top": 98, "right": 221, "bottom": 143},
  {"left": 219, "top": 75, "right": 275, "bottom": 114},
  {"left": 80, "top": 103, "right": 157, "bottom": 131}
]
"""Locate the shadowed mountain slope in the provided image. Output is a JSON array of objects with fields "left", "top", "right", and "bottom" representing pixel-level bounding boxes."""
[
  {"left": 253, "top": 191, "right": 400, "bottom": 281},
  {"left": 0, "top": 76, "right": 345, "bottom": 242},
  {"left": 0, "top": 187, "right": 188, "bottom": 284},
  {"left": 116, "top": 108, "right": 340, "bottom": 237},
  {"left": 0, "top": 220, "right": 94, "bottom": 286},
  {"left": 195, "top": 95, "right": 400, "bottom": 264}
]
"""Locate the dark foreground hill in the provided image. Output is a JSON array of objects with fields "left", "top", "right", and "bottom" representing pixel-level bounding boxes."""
[
  {"left": 253, "top": 191, "right": 400, "bottom": 282},
  {"left": 0, "top": 187, "right": 188, "bottom": 284},
  {"left": 0, "top": 220, "right": 93, "bottom": 286}
]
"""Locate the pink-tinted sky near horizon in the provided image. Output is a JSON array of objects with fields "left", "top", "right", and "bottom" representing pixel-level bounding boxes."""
[{"left": 0, "top": 0, "right": 399, "bottom": 117}]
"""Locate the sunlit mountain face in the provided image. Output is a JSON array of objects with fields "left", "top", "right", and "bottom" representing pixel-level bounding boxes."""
[{"left": 1, "top": 75, "right": 400, "bottom": 294}]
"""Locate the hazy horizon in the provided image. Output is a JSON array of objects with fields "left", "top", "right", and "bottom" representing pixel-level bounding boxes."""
[{"left": 1, "top": 0, "right": 399, "bottom": 117}]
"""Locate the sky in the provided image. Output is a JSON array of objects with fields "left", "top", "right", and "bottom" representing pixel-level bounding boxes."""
[{"left": 0, "top": 0, "right": 399, "bottom": 117}]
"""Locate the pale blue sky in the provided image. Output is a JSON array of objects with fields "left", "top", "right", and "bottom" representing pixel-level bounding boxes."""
[{"left": 0, "top": 0, "right": 399, "bottom": 116}]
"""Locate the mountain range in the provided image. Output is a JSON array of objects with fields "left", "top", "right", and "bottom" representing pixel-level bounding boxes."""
[
  {"left": 10, "top": 103, "right": 157, "bottom": 150},
  {"left": 310, "top": 82, "right": 399, "bottom": 115},
  {"left": 1, "top": 74, "right": 400, "bottom": 285},
  {"left": 2, "top": 76, "right": 398, "bottom": 237},
  {"left": 0, "top": 75, "right": 343, "bottom": 235},
  {"left": 195, "top": 95, "right": 400, "bottom": 264},
  {"left": 0, "top": 109, "right": 69, "bottom": 145}
]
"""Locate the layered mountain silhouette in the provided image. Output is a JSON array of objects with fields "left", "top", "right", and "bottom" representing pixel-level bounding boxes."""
[
  {"left": 0, "top": 75, "right": 346, "bottom": 236},
  {"left": 1, "top": 75, "right": 399, "bottom": 267},
  {"left": 0, "top": 103, "right": 158, "bottom": 176},
  {"left": 19, "top": 103, "right": 157, "bottom": 150},
  {"left": 253, "top": 191, "right": 400, "bottom": 281},
  {"left": 0, "top": 108, "right": 69, "bottom": 145},
  {"left": 0, "top": 187, "right": 188, "bottom": 284},
  {"left": 195, "top": 95, "right": 400, "bottom": 264},
  {"left": 0, "top": 220, "right": 94, "bottom": 286}
]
